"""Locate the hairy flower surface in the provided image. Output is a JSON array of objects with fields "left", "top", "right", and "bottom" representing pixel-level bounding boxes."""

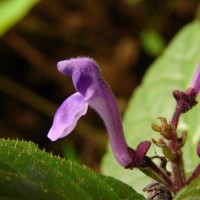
[{"left": 48, "top": 57, "right": 150, "bottom": 167}]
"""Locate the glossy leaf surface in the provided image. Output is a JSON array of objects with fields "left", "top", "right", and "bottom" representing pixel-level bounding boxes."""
[{"left": 0, "top": 139, "right": 144, "bottom": 200}]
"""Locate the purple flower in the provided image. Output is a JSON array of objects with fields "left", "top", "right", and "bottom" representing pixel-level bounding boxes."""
[
  {"left": 48, "top": 57, "right": 150, "bottom": 167},
  {"left": 197, "top": 141, "right": 200, "bottom": 158},
  {"left": 172, "top": 64, "right": 200, "bottom": 118},
  {"left": 190, "top": 64, "right": 200, "bottom": 94}
]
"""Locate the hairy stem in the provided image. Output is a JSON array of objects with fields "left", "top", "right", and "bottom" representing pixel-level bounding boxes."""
[
  {"left": 126, "top": 155, "right": 172, "bottom": 189},
  {"left": 145, "top": 157, "right": 173, "bottom": 189},
  {"left": 170, "top": 107, "right": 181, "bottom": 130},
  {"left": 169, "top": 107, "right": 186, "bottom": 193}
]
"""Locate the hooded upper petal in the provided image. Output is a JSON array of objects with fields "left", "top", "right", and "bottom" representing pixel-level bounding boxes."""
[
  {"left": 48, "top": 92, "right": 88, "bottom": 141},
  {"left": 57, "top": 57, "right": 100, "bottom": 77},
  {"left": 57, "top": 58, "right": 100, "bottom": 100}
]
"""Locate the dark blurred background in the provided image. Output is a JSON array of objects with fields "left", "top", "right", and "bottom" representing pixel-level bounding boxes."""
[{"left": 0, "top": 0, "right": 199, "bottom": 171}]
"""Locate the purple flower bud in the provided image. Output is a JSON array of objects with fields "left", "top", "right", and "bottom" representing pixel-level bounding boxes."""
[
  {"left": 197, "top": 141, "right": 200, "bottom": 157},
  {"left": 48, "top": 57, "right": 150, "bottom": 167},
  {"left": 190, "top": 64, "right": 200, "bottom": 94}
]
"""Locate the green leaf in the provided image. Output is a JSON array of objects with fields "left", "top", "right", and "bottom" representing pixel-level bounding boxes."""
[
  {"left": 0, "top": 0, "right": 39, "bottom": 37},
  {"left": 174, "top": 176, "right": 200, "bottom": 200},
  {"left": 101, "top": 21, "right": 200, "bottom": 193},
  {"left": 0, "top": 139, "right": 144, "bottom": 200}
]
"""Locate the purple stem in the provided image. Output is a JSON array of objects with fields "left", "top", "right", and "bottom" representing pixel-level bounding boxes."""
[
  {"left": 145, "top": 157, "right": 173, "bottom": 189},
  {"left": 186, "top": 163, "right": 200, "bottom": 185},
  {"left": 170, "top": 107, "right": 186, "bottom": 191},
  {"left": 168, "top": 88, "right": 199, "bottom": 192}
]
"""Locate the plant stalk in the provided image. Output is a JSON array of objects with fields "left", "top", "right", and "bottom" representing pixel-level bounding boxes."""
[
  {"left": 187, "top": 163, "right": 200, "bottom": 185},
  {"left": 169, "top": 106, "right": 186, "bottom": 193}
]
